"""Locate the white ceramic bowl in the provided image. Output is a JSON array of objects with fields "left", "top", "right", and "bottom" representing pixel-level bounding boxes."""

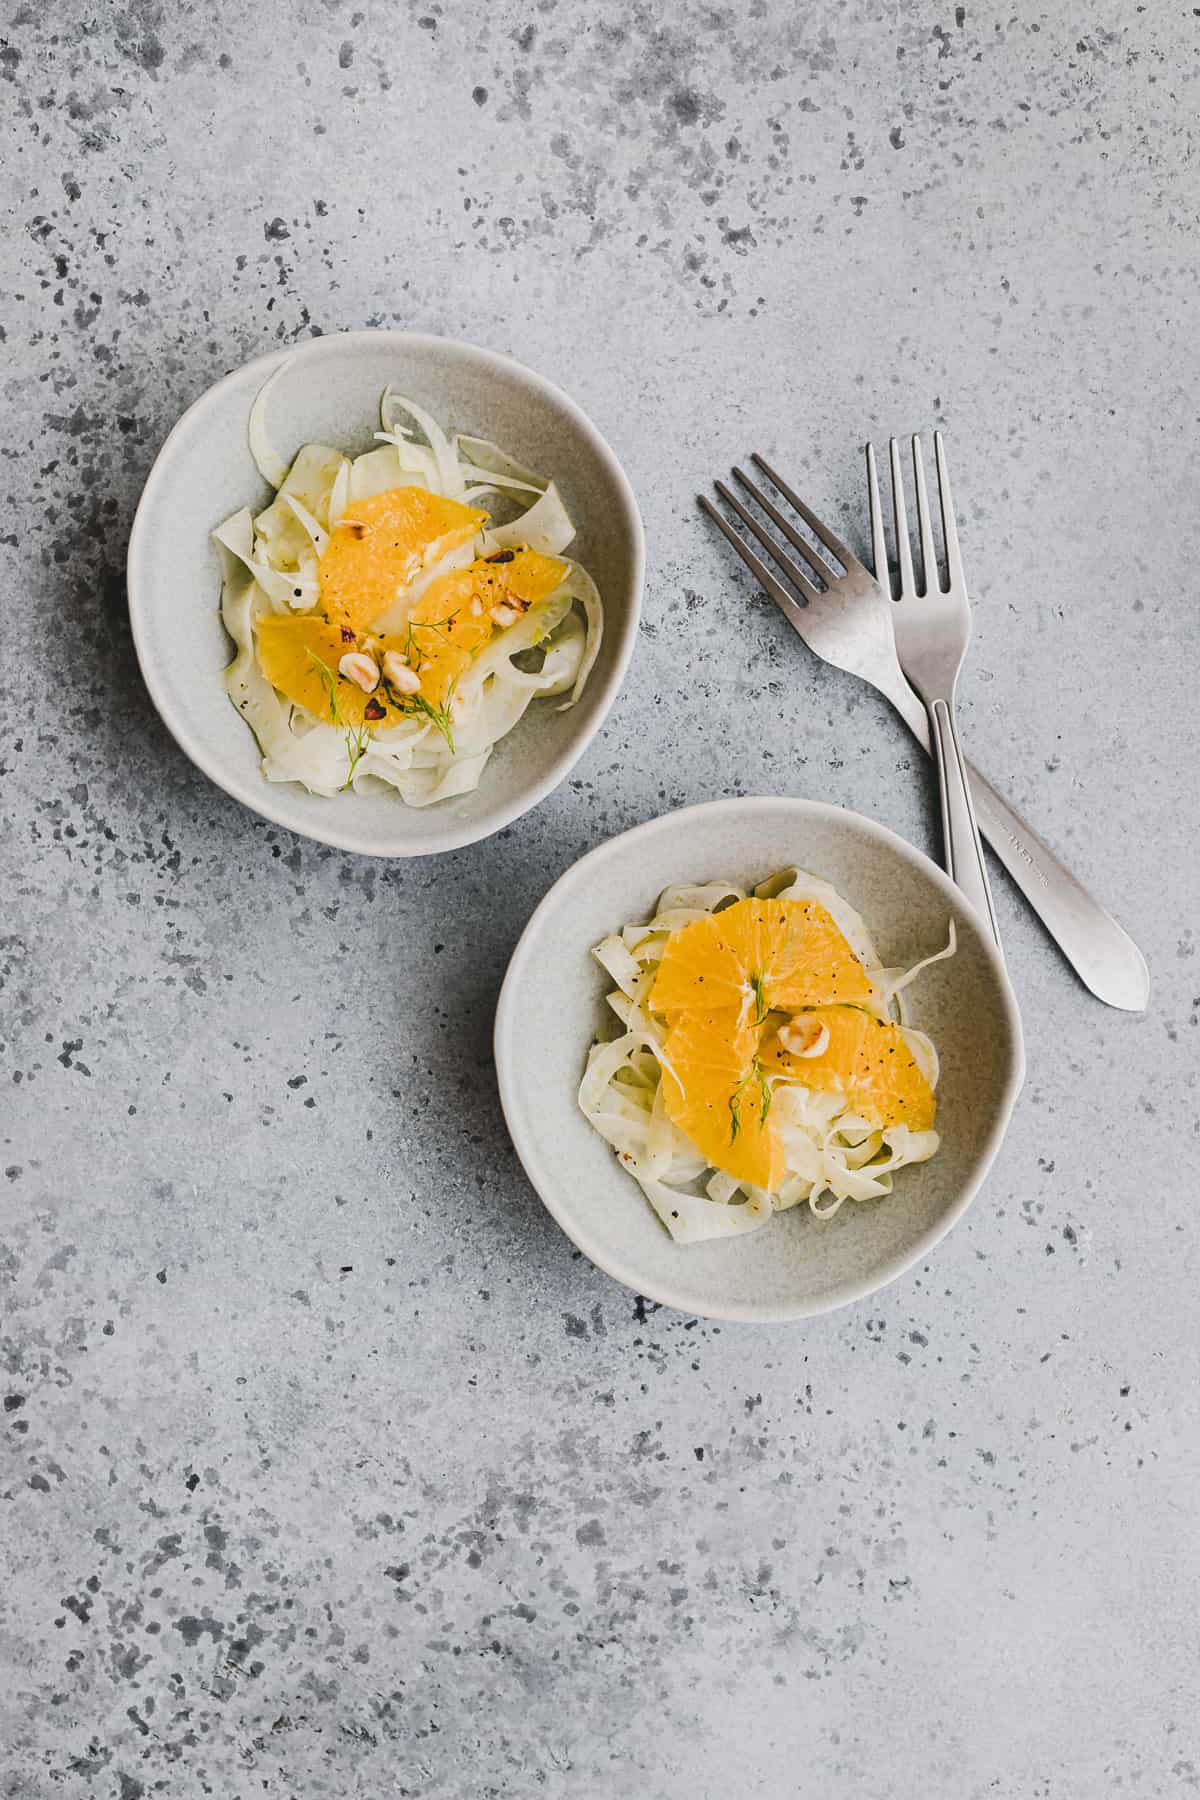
[
  {"left": 127, "top": 331, "right": 643, "bottom": 857},
  {"left": 496, "top": 797, "right": 1025, "bottom": 1322}
]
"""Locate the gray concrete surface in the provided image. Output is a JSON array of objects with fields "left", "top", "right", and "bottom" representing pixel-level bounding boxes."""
[{"left": 2, "top": 2, "right": 1199, "bottom": 1795}]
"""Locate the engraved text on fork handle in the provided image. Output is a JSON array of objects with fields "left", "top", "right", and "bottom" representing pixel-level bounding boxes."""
[{"left": 875, "top": 664, "right": 1147, "bottom": 1007}]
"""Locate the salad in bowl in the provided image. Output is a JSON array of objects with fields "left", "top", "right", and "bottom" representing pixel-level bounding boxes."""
[
  {"left": 127, "top": 330, "right": 642, "bottom": 858},
  {"left": 215, "top": 377, "right": 602, "bottom": 808}
]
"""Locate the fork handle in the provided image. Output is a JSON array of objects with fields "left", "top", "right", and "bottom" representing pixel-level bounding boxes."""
[
  {"left": 930, "top": 698, "right": 1004, "bottom": 950},
  {"left": 962, "top": 756, "right": 1148, "bottom": 1009},
  {"left": 885, "top": 677, "right": 1148, "bottom": 1008}
]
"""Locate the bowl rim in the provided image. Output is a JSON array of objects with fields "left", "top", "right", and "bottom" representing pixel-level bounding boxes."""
[
  {"left": 494, "top": 794, "right": 1026, "bottom": 1323},
  {"left": 126, "top": 328, "right": 645, "bottom": 858}
]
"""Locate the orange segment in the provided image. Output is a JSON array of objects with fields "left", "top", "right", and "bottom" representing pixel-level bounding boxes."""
[
  {"left": 502, "top": 547, "right": 570, "bottom": 604},
  {"left": 404, "top": 548, "right": 569, "bottom": 707},
  {"left": 255, "top": 616, "right": 409, "bottom": 728},
  {"left": 651, "top": 897, "right": 874, "bottom": 1020},
  {"left": 760, "top": 1006, "right": 935, "bottom": 1131},
  {"left": 717, "top": 899, "right": 875, "bottom": 1009},
  {"left": 662, "top": 1011, "right": 785, "bottom": 1193},
  {"left": 649, "top": 914, "right": 749, "bottom": 1013},
  {"left": 404, "top": 567, "right": 490, "bottom": 707},
  {"left": 318, "top": 487, "right": 488, "bottom": 631}
]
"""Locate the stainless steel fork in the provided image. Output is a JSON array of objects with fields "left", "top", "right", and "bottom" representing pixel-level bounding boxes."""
[
  {"left": 869, "top": 433, "right": 1001, "bottom": 947},
  {"left": 700, "top": 454, "right": 1150, "bottom": 1009}
]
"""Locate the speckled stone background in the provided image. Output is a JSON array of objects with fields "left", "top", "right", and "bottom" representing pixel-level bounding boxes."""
[{"left": 2, "top": 2, "right": 1199, "bottom": 1795}]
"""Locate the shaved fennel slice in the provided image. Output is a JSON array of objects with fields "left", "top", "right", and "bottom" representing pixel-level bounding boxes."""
[
  {"left": 640, "top": 1181, "right": 773, "bottom": 1244},
  {"left": 391, "top": 750, "right": 492, "bottom": 808},
  {"left": 215, "top": 515, "right": 345, "bottom": 794},
  {"left": 471, "top": 561, "right": 604, "bottom": 709},
  {"left": 593, "top": 935, "right": 643, "bottom": 998},
  {"left": 576, "top": 870, "right": 952, "bottom": 1243},
  {"left": 551, "top": 563, "right": 602, "bottom": 707},
  {"left": 254, "top": 444, "right": 344, "bottom": 537},
  {"left": 328, "top": 456, "right": 351, "bottom": 527},
  {"left": 455, "top": 434, "right": 548, "bottom": 490},
  {"left": 247, "top": 360, "right": 292, "bottom": 489},
  {"left": 478, "top": 587, "right": 574, "bottom": 669},
  {"left": 348, "top": 444, "right": 427, "bottom": 502},
  {"left": 447, "top": 681, "right": 536, "bottom": 764},
  {"left": 900, "top": 1025, "right": 939, "bottom": 1088},
  {"left": 381, "top": 390, "right": 465, "bottom": 499},
  {"left": 449, "top": 635, "right": 583, "bottom": 763},
  {"left": 462, "top": 476, "right": 544, "bottom": 504},
  {"left": 260, "top": 727, "right": 353, "bottom": 795},
  {"left": 213, "top": 508, "right": 314, "bottom": 611},
  {"left": 527, "top": 615, "right": 586, "bottom": 699},
  {"left": 484, "top": 481, "right": 576, "bottom": 557},
  {"left": 602, "top": 995, "right": 672, "bottom": 1064},
  {"left": 279, "top": 491, "right": 328, "bottom": 556},
  {"left": 371, "top": 432, "right": 440, "bottom": 490},
  {"left": 578, "top": 1033, "right": 655, "bottom": 1115},
  {"left": 658, "top": 882, "right": 748, "bottom": 915},
  {"left": 881, "top": 921, "right": 958, "bottom": 1023},
  {"left": 456, "top": 433, "right": 550, "bottom": 510},
  {"left": 807, "top": 1127, "right": 941, "bottom": 1220},
  {"left": 348, "top": 719, "right": 441, "bottom": 797},
  {"left": 440, "top": 583, "right": 586, "bottom": 760}
]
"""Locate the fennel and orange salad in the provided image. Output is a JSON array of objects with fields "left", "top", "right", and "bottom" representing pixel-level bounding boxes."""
[
  {"left": 213, "top": 377, "right": 602, "bottom": 806},
  {"left": 579, "top": 868, "right": 955, "bottom": 1244}
]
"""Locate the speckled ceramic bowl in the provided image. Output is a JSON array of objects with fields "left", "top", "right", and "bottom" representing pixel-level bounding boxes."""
[
  {"left": 127, "top": 330, "right": 643, "bottom": 857},
  {"left": 496, "top": 797, "right": 1025, "bottom": 1322}
]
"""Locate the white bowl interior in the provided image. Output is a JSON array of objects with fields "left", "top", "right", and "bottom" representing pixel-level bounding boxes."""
[
  {"left": 128, "top": 332, "right": 642, "bottom": 855},
  {"left": 496, "top": 798, "right": 1024, "bottom": 1322}
]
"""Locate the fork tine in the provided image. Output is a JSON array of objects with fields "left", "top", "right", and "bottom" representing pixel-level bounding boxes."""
[
  {"left": 887, "top": 438, "right": 917, "bottom": 598},
  {"left": 749, "top": 453, "right": 860, "bottom": 573},
  {"left": 911, "top": 435, "right": 940, "bottom": 595},
  {"left": 933, "top": 430, "right": 964, "bottom": 590},
  {"left": 697, "top": 496, "right": 816, "bottom": 624},
  {"left": 730, "top": 464, "right": 839, "bottom": 586},
  {"left": 865, "top": 441, "right": 891, "bottom": 596},
  {"left": 710, "top": 481, "right": 822, "bottom": 602}
]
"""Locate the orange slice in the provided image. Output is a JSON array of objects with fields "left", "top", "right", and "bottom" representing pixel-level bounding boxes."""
[
  {"left": 760, "top": 1006, "right": 935, "bottom": 1131},
  {"left": 661, "top": 1010, "right": 785, "bottom": 1192},
  {"left": 319, "top": 487, "right": 488, "bottom": 631},
  {"left": 500, "top": 546, "right": 571, "bottom": 605},
  {"left": 258, "top": 548, "right": 570, "bottom": 736},
  {"left": 651, "top": 897, "right": 874, "bottom": 1021},
  {"left": 404, "top": 548, "right": 569, "bottom": 707},
  {"left": 255, "top": 616, "right": 409, "bottom": 729}
]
